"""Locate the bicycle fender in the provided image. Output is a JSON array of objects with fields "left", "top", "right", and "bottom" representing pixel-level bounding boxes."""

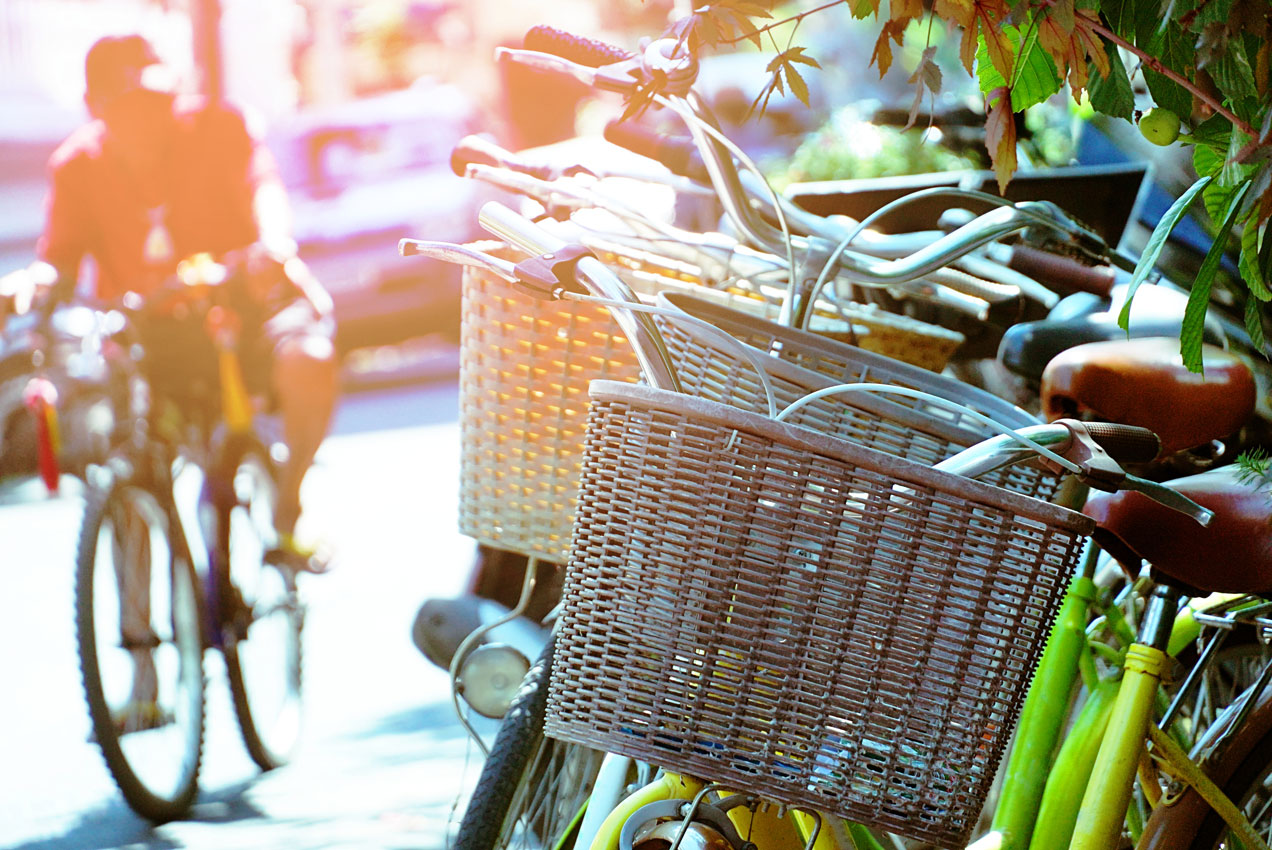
[{"left": 1138, "top": 689, "right": 1272, "bottom": 850}]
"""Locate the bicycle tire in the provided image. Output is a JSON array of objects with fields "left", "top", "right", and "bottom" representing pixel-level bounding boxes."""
[
  {"left": 211, "top": 436, "right": 303, "bottom": 771},
  {"left": 454, "top": 636, "right": 602, "bottom": 850},
  {"left": 76, "top": 474, "right": 205, "bottom": 822}
]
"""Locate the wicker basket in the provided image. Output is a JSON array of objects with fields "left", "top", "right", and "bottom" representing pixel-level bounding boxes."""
[
  {"left": 655, "top": 291, "right": 1061, "bottom": 502},
  {"left": 457, "top": 246, "right": 642, "bottom": 560},
  {"left": 546, "top": 382, "right": 1094, "bottom": 847},
  {"left": 595, "top": 245, "right": 966, "bottom": 372}
]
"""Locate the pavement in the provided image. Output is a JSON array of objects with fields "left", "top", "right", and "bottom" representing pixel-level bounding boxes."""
[{"left": 0, "top": 374, "right": 510, "bottom": 850}]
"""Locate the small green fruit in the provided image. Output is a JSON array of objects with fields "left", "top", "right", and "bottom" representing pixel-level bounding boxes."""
[{"left": 1139, "top": 108, "right": 1181, "bottom": 146}]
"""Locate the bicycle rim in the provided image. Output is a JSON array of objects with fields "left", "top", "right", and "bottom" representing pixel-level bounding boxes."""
[
  {"left": 218, "top": 447, "right": 303, "bottom": 770},
  {"left": 76, "top": 479, "right": 204, "bottom": 821}
]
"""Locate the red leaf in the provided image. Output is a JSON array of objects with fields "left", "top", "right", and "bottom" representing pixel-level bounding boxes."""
[
  {"left": 984, "top": 86, "right": 1018, "bottom": 193},
  {"left": 1072, "top": 9, "right": 1110, "bottom": 79},
  {"left": 1037, "top": 13, "right": 1073, "bottom": 78},
  {"left": 978, "top": 6, "right": 1015, "bottom": 80},
  {"left": 871, "top": 19, "right": 908, "bottom": 77},
  {"left": 892, "top": 0, "right": 923, "bottom": 21},
  {"left": 959, "top": 19, "right": 980, "bottom": 73}
]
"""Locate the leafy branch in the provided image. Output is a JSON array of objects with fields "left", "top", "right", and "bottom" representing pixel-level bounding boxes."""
[
  {"left": 720, "top": 0, "right": 847, "bottom": 45},
  {"left": 655, "top": 0, "right": 1272, "bottom": 369},
  {"left": 1086, "top": 20, "right": 1259, "bottom": 141},
  {"left": 1235, "top": 447, "right": 1272, "bottom": 493}
]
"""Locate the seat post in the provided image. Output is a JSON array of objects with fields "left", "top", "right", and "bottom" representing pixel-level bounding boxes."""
[{"left": 1138, "top": 583, "right": 1184, "bottom": 652}]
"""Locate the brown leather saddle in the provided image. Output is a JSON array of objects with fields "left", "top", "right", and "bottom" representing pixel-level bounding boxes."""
[{"left": 1041, "top": 337, "right": 1268, "bottom": 593}]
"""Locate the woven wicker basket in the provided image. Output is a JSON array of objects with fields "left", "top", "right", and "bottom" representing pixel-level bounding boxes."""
[
  {"left": 655, "top": 291, "right": 1061, "bottom": 501},
  {"left": 545, "top": 382, "right": 1094, "bottom": 847},
  {"left": 457, "top": 246, "right": 642, "bottom": 560},
  {"left": 595, "top": 246, "right": 966, "bottom": 372}
]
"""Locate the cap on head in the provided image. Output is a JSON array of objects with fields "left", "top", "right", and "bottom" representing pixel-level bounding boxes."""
[{"left": 85, "top": 34, "right": 171, "bottom": 103}]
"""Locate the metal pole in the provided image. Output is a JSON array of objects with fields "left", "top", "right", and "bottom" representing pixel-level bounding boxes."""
[{"left": 191, "top": 0, "right": 222, "bottom": 102}]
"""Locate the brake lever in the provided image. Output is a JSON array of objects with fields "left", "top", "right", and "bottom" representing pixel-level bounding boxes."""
[
  {"left": 495, "top": 47, "right": 641, "bottom": 94},
  {"left": 1121, "top": 474, "right": 1214, "bottom": 527},
  {"left": 1037, "top": 420, "right": 1212, "bottom": 525}
]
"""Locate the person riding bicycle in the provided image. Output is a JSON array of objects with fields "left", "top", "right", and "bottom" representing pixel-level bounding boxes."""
[{"left": 2, "top": 34, "right": 338, "bottom": 570}]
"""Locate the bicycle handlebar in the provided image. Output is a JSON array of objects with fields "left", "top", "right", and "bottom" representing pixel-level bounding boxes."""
[
  {"left": 523, "top": 25, "right": 635, "bottom": 66},
  {"left": 451, "top": 135, "right": 554, "bottom": 180},
  {"left": 1000, "top": 244, "right": 1118, "bottom": 298},
  {"left": 1082, "top": 421, "right": 1162, "bottom": 464},
  {"left": 603, "top": 120, "right": 708, "bottom": 184}
]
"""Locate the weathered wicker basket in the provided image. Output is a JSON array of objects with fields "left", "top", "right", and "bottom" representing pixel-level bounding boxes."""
[
  {"left": 546, "top": 382, "right": 1093, "bottom": 847},
  {"left": 655, "top": 291, "right": 1061, "bottom": 501}
]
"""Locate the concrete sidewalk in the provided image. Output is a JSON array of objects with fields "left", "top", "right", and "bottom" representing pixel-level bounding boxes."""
[{"left": 0, "top": 379, "right": 499, "bottom": 850}]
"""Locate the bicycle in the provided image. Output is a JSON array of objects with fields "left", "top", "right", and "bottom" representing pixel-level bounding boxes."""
[
  {"left": 74, "top": 252, "right": 304, "bottom": 821},
  {"left": 0, "top": 296, "right": 130, "bottom": 494},
  {"left": 419, "top": 28, "right": 1272, "bottom": 850},
  {"left": 412, "top": 201, "right": 1266, "bottom": 850}
]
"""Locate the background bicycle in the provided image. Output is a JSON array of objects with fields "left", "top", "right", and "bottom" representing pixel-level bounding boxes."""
[{"left": 73, "top": 253, "right": 304, "bottom": 821}]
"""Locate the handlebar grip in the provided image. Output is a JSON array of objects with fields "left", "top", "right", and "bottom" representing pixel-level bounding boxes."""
[
  {"left": 450, "top": 135, "right": 553, "bottom": 180},
  {"left": 1084, "top": 422, "right": 1162, "bottom": 464},
  {"left": 603, "top": 120, "right": 709, "bottom": 182},
  {"left": 1007, "top": 245, "right": 1116, "bottom": 298},
  {"left": 523, "top": 25, "right": 635, "bottom": 67}
]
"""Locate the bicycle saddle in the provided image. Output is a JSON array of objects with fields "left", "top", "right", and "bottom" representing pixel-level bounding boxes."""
[
  {"left": 1084, "top": 465, "right": 1272, "bottom": 594},
  {"left": 1040, "top": 337, "right": 1256, "bottom": 455},
  {"left": 999, "top": 283, "right": 1225, "bottom": 382}
]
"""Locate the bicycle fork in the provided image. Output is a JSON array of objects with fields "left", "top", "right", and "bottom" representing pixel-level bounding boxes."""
[
  {"left": 1070, "top": 579, "right": 1272, "bottom": 850},
  {"left": 1069, "top": 583, "right": 1180, "bottom": 850}
]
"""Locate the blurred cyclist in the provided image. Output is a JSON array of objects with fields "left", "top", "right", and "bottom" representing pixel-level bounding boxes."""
[{"left": 2, "top": 34, "right": 338, "bottom": 572}]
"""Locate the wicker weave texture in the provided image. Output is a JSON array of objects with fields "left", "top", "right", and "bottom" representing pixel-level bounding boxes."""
[
  {"left": 457, "top": 264, "right": 641, "bottom": 560},
  {"left": 546, "top": 383, "right": 1091, "bottom": 847},
  {"left": 657, "top": 292, "right": 1060, "bottom": 502},
  {"left": 614, "top": 263, "right": 964, "bottom": 372}
]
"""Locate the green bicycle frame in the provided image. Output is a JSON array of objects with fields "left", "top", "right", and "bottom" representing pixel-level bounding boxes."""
[{"left": 583, "top": 549, "right": 1256, "bottom": 850}]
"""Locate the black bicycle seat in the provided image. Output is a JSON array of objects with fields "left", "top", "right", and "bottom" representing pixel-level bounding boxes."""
[{"left": 999, "top": 285, "right": 1225, "bottom": 381}]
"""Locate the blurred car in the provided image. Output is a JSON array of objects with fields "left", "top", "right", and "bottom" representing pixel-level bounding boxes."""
[{"left": 267, "top": 77, "right": 486, "bottom": 352}]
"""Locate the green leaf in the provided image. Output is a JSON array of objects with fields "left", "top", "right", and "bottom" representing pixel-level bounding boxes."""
[
  {"left": 1239, "top": 214, "right": 1271, "bottom": 299},
  {"left": 1194, "top": 143, "right": 1225, "bottom": 179},
  {"left": 1221, "top": 128, "right": 1256, "bottom": 191},
  {"left": 1247, "top": 296, "right": 1269, "bottom": 353},
  {"left": 1191, "top": 0, "right": 1239, "bottom": 28},
  {"left": 1209, "top": 42, "right": 1259, "bottom": 106},
  {"left": 1204, "top": 180, "right": 1240, "bottom": 224},
  {"left": 1181, "top": 180, "right": 1251, "bottom": 371},
  {"left": 785, "top": 62, "right": 811, "bottom": 105},
  {"left": 1099, "top": 0, "right": 1159, "bottom": 42},
  {"left": 976, "top": 22, "right": 1061, "bottom": 112},
  {"left": 1119, "top": 175, "right": 1213, "bottom": 330},
  {"left": 1143, "top": 23, "right": 1194, "bottom": 119},
  {"left": 848, "top": 0, "right": 875, "bottom": 19},
  {"left": 785, "top": 46, "right": 822, "bottom": 68},
  {"left": 1182, "top": 114, "right": 1234, "bottom": 152},
  {"left": 1087, "top": 39, "right": 1134, "bottom": 120},
  {"left": 1262, "top": 217, "right": 1272, "bottom": 288}
]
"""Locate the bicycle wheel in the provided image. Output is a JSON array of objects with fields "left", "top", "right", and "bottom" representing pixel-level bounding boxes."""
[
  {"left": 76, "top": 474, "right": 205, "bottom": 822},
  {"left": 455, "top": 636, "right": 606, "bottom": 850},
  {"left": 212, "top": 438, "right": 303, "bottom": 770}
]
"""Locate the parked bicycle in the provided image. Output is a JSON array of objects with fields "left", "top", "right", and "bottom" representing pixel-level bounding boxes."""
[
  {"left": 410, "top": 24, "right": 1271, "bottom": 850},
  {"left": 74, "top": 251, "right": 305, "bottom": 821},
  {"left": 410, "top": 194, "right": 1270, "bottom": 849}
]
